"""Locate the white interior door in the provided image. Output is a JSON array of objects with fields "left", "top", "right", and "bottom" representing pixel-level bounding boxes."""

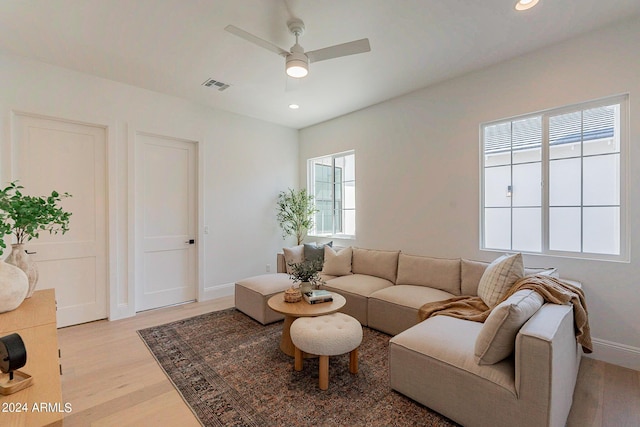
[
  {"left": 12, "top": 113, "right": 108, "bottom": 327},
  {"left": 135, "top": 132, "right": 197, "bottom": 312}
]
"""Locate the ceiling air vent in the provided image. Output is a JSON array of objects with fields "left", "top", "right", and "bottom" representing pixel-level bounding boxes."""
[{"left": 202, "top": 78, "right": 230, "bottom": 91}]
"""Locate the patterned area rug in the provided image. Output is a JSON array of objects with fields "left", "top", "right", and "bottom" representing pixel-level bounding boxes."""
[{"left": 138, "top": 308, "right": 458, "bottom": 427}]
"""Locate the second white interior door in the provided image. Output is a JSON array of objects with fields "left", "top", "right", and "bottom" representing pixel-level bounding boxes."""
[{"left": 135, "top": 132, "right": 197, "bottom": 312}]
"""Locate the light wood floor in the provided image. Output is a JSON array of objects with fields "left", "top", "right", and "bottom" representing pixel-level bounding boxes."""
[{"left": 57, "top": 297, "right": 640, "bottom": 426}]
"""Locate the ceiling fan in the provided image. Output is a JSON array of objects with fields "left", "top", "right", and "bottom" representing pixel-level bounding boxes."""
[{"left": 224, "top": 18, "right": 370, "bottom": 78}]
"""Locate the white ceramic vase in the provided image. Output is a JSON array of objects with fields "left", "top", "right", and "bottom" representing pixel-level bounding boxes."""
[
  {"left": 299, "top": 281, "right": 313, "bottom": 294},
  {"left": 0, "top": 260, "right": 29, "bottom": 313},
  {"left": 5, "top": 244, "right": 39, "bottom": 298}
]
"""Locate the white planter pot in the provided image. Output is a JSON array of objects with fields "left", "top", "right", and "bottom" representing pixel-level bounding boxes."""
[
  {"left": 5, "top": 244, "right": 39, "bottom": 298},
  {"left": 299, "top": 281, "right": 313, "bottom": 294},
  {"left": 0, "top": 260, "right": 29, "bottom": 313}
]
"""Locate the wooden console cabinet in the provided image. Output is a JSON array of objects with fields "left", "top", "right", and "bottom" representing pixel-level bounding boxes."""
[{"left": 0, "top": 289, "right": 64, "bottom": 426}]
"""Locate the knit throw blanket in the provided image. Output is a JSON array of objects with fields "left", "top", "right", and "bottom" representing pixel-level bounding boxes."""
[{"left": 418, "top": 275, "right": 593, "bottom": 353}]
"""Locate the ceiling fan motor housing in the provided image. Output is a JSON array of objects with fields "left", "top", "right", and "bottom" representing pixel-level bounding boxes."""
[{"left": 286, "top": 44, "right": 308, "bottom": 78}]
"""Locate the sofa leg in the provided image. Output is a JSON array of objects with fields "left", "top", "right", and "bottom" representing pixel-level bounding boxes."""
[
  {"left": 319, "top": 355, "right": 329, "bottom": 390},
  {"left": 294, "top": 346, "right": 303, "bottom": 371},
  {"left": 349, "top": 348, "right": 359, "bottom": 374}
]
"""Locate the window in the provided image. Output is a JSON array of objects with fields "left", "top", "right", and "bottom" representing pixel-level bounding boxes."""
[
  {"left": 308, "top": 151, "right": 356, "bottom": 237},
  {"left": 481, "top": 95, "right": 628, "bottom": 261}
]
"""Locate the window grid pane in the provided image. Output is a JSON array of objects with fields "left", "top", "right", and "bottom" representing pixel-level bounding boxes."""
[
  {"left": 308, "top": 151, "right": 356, "bottom": 237},
  {"left": 481, "top": 96, "right": 625, "bottom": 259}
]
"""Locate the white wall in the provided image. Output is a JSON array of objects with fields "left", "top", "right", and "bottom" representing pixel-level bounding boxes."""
[
  {"left": 0, "top": 52, "right": 298, "bottom": 319},
  {"left": 300, "top": 16, "right": 640, "bottom": 369}
]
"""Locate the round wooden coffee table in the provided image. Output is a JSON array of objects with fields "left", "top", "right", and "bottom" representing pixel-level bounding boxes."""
[{"left": 267, "top": 291, "right": 346, "bottom": 357}]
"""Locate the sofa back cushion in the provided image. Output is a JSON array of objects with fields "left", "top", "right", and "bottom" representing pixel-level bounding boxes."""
[
  {"left": 474, "top": 289, "right": 544, "bottom": 365},
  {"left": 461, "top": 258, "right": 558, "bottom": 296},
  {"left": 352, "top": 248, "right": 399, "bottom": 283},
  {"left": 396, "top": 254, "right": 461, "bottom": 295},
  {"left": 461, "top": 259, "right": 487, "bottom": 296}
]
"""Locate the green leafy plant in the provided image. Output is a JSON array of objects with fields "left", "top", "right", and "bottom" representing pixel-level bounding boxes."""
[
  {"left": 0, "top": 181, "right": 72, "bottom": 256},
  {"left": 287, "top": 259, "right": 325, "bottom": 288},
  {"left": 276, "top": 188, "right": 318, "bottom": 245}
]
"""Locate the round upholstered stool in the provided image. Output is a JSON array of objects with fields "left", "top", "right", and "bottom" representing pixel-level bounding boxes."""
[{"left": 290, "top": 312, "right": 363, "bottom": 390}]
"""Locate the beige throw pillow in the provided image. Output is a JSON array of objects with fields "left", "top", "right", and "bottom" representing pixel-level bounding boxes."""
[
  {"left": 474, "top": 289, "right": 544, "bottom": 365},
  {"left": 322, "top": 246, "right": 353, "bottom": 276},
  {"left": 477, "top": 253, "right": 524, "bottom": 308},
  {"left": 283, "top": 245, "right": 304, "bottom": 274}
]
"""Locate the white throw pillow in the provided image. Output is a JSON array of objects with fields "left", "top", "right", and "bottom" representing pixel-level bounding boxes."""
[
  {"left": 477, "top": 253, "right": 524, "bottom": 308},
  {"left": 474, "top": 289, "right": 544, "bottom": 365},
  {"left": 283, "top": 245, "right": 304, "bottom": 274},
  {"left": 321, "top": 246, "right": 353, "bottom": 276}
]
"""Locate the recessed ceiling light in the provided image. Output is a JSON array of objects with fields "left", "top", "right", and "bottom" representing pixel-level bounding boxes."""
[
  {"left": 289, "top": 104, "right": 300, "bottom": 110},
  {"left": 515, "top": 0, "right": 539, "bottom": 11}
]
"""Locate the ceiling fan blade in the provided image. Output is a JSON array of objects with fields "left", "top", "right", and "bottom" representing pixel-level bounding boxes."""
[
  {"left": 306, "top": 38, "right": 371, "bottom": 63},
  {"left": 224, "top": 25, "right": 289, "bottom": 56}
]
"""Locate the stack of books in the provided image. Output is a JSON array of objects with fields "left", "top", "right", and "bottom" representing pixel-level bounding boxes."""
[{"left": 303, "top": 290, "right": 333, "bottom": 304}]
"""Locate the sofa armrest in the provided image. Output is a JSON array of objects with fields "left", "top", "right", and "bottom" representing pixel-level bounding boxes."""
[
  {"left": 277, "top": 252, "right": 287, "bottom": 273},
  {"left": 515, "top": 303, "right": 581, "bottom": 427}
]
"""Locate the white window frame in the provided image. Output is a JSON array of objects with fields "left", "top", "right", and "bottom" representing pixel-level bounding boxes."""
[
  {"left": 480, "top": 94, "right": 629, "bottom": 262},
  {"left": 307, "top": 150, "right": 356, "bottom": 239}
]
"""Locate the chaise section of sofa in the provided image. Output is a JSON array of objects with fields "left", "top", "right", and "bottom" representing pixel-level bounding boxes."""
[{"left": 389, "top": 302, "right": 581, "bottom": 427}]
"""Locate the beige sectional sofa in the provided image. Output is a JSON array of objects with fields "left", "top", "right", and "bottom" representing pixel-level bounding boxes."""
[{"left": 234, "top": 246, "right": 582, "bottom": 427}]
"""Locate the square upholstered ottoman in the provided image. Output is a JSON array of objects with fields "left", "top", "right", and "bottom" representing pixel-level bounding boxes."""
[{"left": 235, "top": 273, "right": 293, "bottom": 324}]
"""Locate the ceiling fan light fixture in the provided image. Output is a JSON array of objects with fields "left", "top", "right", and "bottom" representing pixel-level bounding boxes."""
[
  {"left": 286, "top": 52, "right": 308, "bottom": 78},
  {"left": 225, "top": 18, "right": 370, "bottom": 80},
  {"left": 515, "top": 0, "right": 539, "bottom": 11}
]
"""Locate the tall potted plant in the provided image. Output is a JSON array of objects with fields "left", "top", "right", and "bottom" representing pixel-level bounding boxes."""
[
  {"left": 276, "top": 188, "right": 317, "bottom": 245},
  {"left": 0, "top": 181, "right": 72, "bottom": 298}
]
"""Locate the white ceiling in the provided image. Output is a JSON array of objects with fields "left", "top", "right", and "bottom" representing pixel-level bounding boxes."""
[{"left": 1, "top": 0, "right": 639, "bottom": 129}]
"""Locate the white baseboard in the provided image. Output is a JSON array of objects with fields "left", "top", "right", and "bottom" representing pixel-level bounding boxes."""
[
  {"left": 108, "top": 303, "right": 135, "bottom": 321},
  {"left": 587, "top": 338, "right": 640, "bottom": 371},
  {"left": 201, "top": 282, "right": 235, "bottom": 301}
]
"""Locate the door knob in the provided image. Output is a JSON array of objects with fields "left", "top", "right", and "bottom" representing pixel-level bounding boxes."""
[{"left": 185, "top": 239, "right": 195, "bottom": 244}]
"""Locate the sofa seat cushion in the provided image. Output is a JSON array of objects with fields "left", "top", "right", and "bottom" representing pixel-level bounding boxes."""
[
  {"left": 367, "top": 285, "right": 457, "bottom": 335},
  {"left": 323, "top": 274, "right": 394, "bottom": 326},
  {"left": 236, "top": 273, "right": 293, "bottom": 294},
  {"left": 369, "top": 285, "right": 456, "bottom": 310},
  {"left": 318, "top": 273, "right": 338, "bottom": 282},
  {"left": 324, "top": 274, "right": 393, "bottom": 297},
  {"left": 396, "top": 254, "right": 461, "bottom": 295},
  {"left": 390, "top": 315, "right": 516, "bottom": 395}
]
